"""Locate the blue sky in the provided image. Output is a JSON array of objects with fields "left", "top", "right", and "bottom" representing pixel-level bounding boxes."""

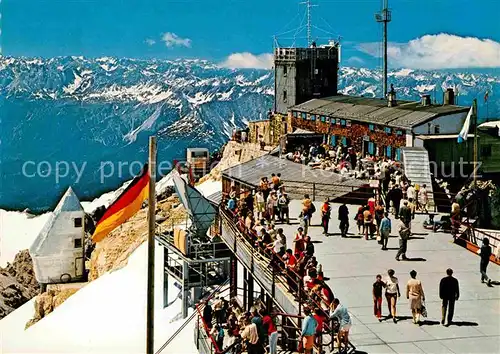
[{"left": 2, "top": 0, "right": 500, "bottom": 69}]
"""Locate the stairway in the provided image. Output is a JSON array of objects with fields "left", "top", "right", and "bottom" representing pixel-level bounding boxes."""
[{"left": 401, "top": 147, "right": 435, "bottom": 209}]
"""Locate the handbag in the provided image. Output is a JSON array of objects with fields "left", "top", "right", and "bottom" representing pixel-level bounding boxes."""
[{"left": 420, "top": 301, "right": 428, "bottom": 318}]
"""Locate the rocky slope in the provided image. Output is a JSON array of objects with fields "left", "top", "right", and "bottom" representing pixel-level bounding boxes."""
[{"left": 0, "top": 250, "right": 39, "bottom": 319}]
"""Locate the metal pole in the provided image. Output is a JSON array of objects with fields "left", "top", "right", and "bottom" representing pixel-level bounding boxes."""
[
  {"left": 146, "top": 136, "right": 157, "bottom": 354},
  {"left": 383, "top": 0, "right": 388, "bottom": 98},
  {"left": 163, "top": 247, "right": 168, "bottom": 308},
  {"left": 473, "top": 99, "right": 478, "bottom": 187}
]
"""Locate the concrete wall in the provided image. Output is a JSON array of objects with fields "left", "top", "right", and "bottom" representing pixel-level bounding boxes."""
[
  {"left": 275, "top": 64, "right": 297, "bottom": 114},
  {"left": 413, "top": 112, "right": 467, "bottom": 135}
]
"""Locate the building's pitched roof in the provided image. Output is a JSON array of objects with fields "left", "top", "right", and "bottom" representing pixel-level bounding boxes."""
[
  {"left": 222, "top": 155, "right": 365, "bottom": 199},
  {"left": 291, "top": 95, "right": 469, "bottom": 129},
  {"left": 54, "top": 187, "right": 84, "bottom": 213}
]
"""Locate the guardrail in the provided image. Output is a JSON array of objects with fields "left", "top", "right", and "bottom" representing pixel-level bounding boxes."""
[{"left": 218, "top": 207, "right": 351, "bottom": 353}]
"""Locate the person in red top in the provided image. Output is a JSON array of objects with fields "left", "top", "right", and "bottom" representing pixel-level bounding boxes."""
[
  {"left": 261, "top": 310, "right": 278, "bottom": 354},
  {"left": 313, "top": 308, "right": 325, "bottom": 348},
  {"left": 293, "top": 227, "right": 305, "bottom": 258},
  {"left": 284, "top": 249, "right": 298, "bottom": 292}
]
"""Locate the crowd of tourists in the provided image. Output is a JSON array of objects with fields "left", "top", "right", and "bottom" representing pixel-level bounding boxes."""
[{"left": 215, "top": 162, "right": 497, "bottom": 354}]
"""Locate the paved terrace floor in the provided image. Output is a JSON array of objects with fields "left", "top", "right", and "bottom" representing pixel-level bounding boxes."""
[{"left": 277, "top": 200, "right": 500, "bottom": 354}]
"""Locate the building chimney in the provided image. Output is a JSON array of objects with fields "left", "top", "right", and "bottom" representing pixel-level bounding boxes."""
[
  {"left": 421, "top": 94, "right": 431, "bottom": 106},
  {"left": 444, "top": 88, "right": 455, "bottom": 105},
  {"left": 387, "top": 84, "right": 397, "bottom": 107}
]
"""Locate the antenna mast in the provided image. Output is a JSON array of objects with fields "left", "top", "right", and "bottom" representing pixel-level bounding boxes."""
[
  {"left": 301, "top": 0, "right": 317, "bottom": 47},
  {"left": 375, "top": 0, "right": 391, "bottom": 97}
]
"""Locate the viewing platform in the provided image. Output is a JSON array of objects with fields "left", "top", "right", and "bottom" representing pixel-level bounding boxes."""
[{"left": 218, "top": 199, "right": 500, "bottom": 354}]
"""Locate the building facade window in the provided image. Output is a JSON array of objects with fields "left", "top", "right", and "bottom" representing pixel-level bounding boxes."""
[
  {"left": 341, "top": 119, "right": 346, "bottom": 127},
  {"left": 302, "top": 112, "right": 307, "bottom": 120},
  {"left": 346, "top": 120, "right": 351, "bottom": 127},
  {"left": 384, "top": 127, "right": 392, "bottom": 134},
  {"left": 320, "top": 115, "right": 326, "bottom": 122},
  {"left": 74, "top": 238, "right": 82, "bottom": 248},
  {"left": 369, "top": 124, "right": 374, "bottom": 131},
  {"left": 396, "top": 130, "right": 403, "bottom": 136},
  {"left": 310, "top": 114, "right": 316, "bottom": 121},
  {"left": 293, "top": 111, "right": 298, "bottom": 118},
  {"left": 395, "top": 148, "right": 401, "bottom": 161},
  {"left": 386, "top": 146, "right": 392, "bottom": 157},
  {"left": 283, "top": 90, "right": 287, "bottom": 102},
  {"left": 74, "top": 217, "right": 82, "bottom": 228},
  {"left": 434, "top": 125, "right": 440, "bottom": 134},
  {"left": 283, "top": 65, "right": 287, "bottom": 76},
  {"left": 330, "top": 135, "right": 336, "bottom": 146},
  {"left": 368, "top": 142, "right": 375, "bottom": 155},
  {"left": 342, "top": 137, "right": 348, "bottom": 146}
]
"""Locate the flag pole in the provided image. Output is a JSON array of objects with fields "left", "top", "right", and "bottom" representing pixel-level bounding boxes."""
[
  {"left": 147, "top": 136, "right": 157, "bottom": 354},
  {"left": 473, "top": 99, "right": 478, "bottom": 188}
]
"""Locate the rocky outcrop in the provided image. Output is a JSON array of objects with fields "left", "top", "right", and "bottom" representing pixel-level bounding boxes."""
[
  {"left": 89, "top": 198, "right": 186, "bottom": 280},
  {"left": 0, "top": 250, "right": 40, "bottom": 319},
  {"left": 199, "top": 141, "right": 269, "bottom": 183},
  {"left": 25, "top": 287, "right": 79, "bottom": 329}
]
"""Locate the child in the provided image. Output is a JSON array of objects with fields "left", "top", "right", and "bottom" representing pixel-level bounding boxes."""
[{"left": 373, "top": 274, "right": 386, "bottom": 321}]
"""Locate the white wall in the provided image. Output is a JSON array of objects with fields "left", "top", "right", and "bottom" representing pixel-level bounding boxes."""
[
  {"left": 413, "top": 112, "right": 467, "bottom": 135},
  {"left": 32, "top": 210, "right": 84, "bottom": 283},
  {"left": 414, "top": 137, "right": 424, "bottom": 147},
  {"left": 406, "top": 132, "right": 414, "bottom": 147}
]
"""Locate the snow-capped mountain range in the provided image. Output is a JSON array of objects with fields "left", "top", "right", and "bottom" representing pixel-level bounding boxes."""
[{"left": 0, "top": 56, "right": 498, "bottom": 211}]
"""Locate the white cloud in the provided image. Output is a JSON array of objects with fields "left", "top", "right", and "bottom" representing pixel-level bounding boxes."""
[
  {"left": 357, "top": 33, "right": 500, "bottom": 69},
  {"left": 346, "top": 56, "right": 365, "bottom": 66},
  {"left": 161, "top": 32, "right": 192, "bottom": 48},
  {"left": 220, "top": 52, "right": 273, "bottom": 69},
  {"left": 145, "top": 39, "right": 156, "bottom": 46}
]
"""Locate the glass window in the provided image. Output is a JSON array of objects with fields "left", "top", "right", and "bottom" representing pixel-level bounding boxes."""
[
  {"left": 74, "top": 238, "right": 82, "bottom": 248},
  {"left": 311, "top": 114, "right": 316, "bottom": 121},
  {"left": 386, "top": 146, "right": 392, "bottom": 157},
  {"left": 396, "top": 130, "right": 403, "bottom": 136},
  {"left": 302, "top": 112, "right": 307, "bottom": 120},
  {"left": 369, "top": 124, "right": 374, "bottom": 131},
  {"left": 330, "top": 135, "right": 336, "bottom": 146},
  {"left": 395, "top": 148, "right": 401, "bottom": 161},
  {"left": 341, "top": 119, "right": 346, "bottom": 126},
  {"left": 283, "top": 65, "right": 288, "bottom": 76},
  {"left": 434, "top": 125, "right": 440, "bottom": 134},
  {"left": 342, "top": 137, "right": 347, "bottom": 146},
  {"left": 283, "top": 90, "right": 287, "bottom": 102},
  {"left": 384, "top": 127, "right": 392, "bottom": 134},
  {"left": 293, "top": 111, "right": 298, "bottom": 118},
  {"left": 74, "top": 218, "right": 82, "bottom": 228},
  {"left": 368, "top": 142, "right": 375, "bottom": 155},
  {"left": 320, "top": 115, "right": 326, "bottom": 122}
]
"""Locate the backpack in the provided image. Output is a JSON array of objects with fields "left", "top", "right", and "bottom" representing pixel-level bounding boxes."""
[{"left": 310, "top": 203, "right": 316, "bottom": 214}]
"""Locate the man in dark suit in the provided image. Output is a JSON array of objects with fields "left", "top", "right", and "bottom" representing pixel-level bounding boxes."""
[{"left": 439, "top": 268, "right": 460, "bottom": 326}]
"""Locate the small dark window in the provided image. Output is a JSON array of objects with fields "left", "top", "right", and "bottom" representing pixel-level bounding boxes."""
[
  {"left": 74, "top": 238, "right": 82, "bottom": 248},
  {"left": 74, "top": 217, "right": 82, "bottom": 228},
  {"left": 302, "top": 112, "right": 307, "bottom": 120},
  {"left": 384, "top": 127, "right": 392, "bottom": 134},
  {"left": 341, "top": 119, "right": 346, "bottom": 127},
  {"left": 434, "top": 125, "right": 440, "bottom": 134},
  {"left": 368, "top": 124, "right": 374, "bottom": 131},
  {"left": 396, "top": 130, "right": 403, "bottom": 136},
  {"left": 293, "top": 111, "right": 298, "bottom": 118},
  {"left": 283, "top": 65, "right": 288, "bottom": 76},
  {"left": 310, "top": 115, "right": 316, "bottom": 121},
  {"left": 283, "top": 90, "right": 287, "bottom": 102},
  {"left": 481, "top": 145, "right": 492, "bottom": 157},
  {"left": 320, "top": 115, "right": 326, "bottom": 122}
]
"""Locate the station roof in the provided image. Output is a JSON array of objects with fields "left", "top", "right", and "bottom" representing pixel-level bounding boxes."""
[
  {"left": 222, "top": 155, "right": 365, "bottom": 199},
  {"left": 291, "top": 95, "right": 469, "bottom": 130}
]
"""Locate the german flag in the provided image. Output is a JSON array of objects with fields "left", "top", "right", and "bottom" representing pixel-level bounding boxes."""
[{"left": 92, "top": 164, "right": 150, "bottom": 242}]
